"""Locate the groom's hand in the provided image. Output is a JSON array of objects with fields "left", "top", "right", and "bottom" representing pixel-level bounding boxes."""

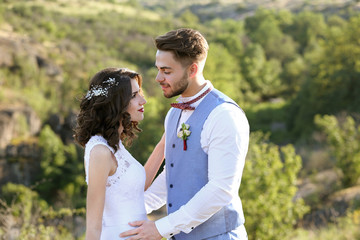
[{"left": 119, "top": 220, "right": 162, "bottom": 240}]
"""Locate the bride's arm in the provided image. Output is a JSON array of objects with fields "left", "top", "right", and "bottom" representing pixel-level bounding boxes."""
[
  {"left": 144, "top": 133, "right": 165, "bottom": 190},
  {"left": 86, "top": 146, "right": 115, "bottom": 240}
]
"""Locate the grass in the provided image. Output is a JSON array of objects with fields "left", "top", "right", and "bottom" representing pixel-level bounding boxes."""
[{"left": 9, "top": 0, "right": 161, "bottom": 21}]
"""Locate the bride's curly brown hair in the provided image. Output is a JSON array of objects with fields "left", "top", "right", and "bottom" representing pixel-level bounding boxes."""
[{"left": 74, "top": 67, "right": 143, "bottom": 152}]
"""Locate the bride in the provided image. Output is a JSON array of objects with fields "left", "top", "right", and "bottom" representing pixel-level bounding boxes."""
[{"left": 74, "top": 67, "right": 164, "bottom": 240}]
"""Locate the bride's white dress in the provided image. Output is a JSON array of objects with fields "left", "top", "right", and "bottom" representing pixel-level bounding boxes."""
[{"left": 84, "top": 135, "right": 147, "bottom": 239}]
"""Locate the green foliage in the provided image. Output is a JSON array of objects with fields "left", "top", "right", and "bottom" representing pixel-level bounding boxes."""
[
  {"left": 314, "top": 114, "right": 360, "bottom": 187},
  {"left": 285, "top": 11, "right": 326, "bottom": 53},
  {"left": 36, "top": 125, "right": 86, "bottom": 207},
  {"left": 246, "top": 8, "right": 298, "bottom": 61},
  {"left": 241, "top": 132, "right": 309, "bottom": 240},
  {"left": 1, "top": 0, "right": 359, "bottom": 237},
  {"left": 205, "top": 42, "right": 246, "bottom": 104},
  {"left": 245, "top": 100, "right": 290, "bottom": 143},
  {"left": 240, "top": 43, "right": 283, "bottom": 100},
  {"left": 38, "top": 125, "right": 66, "bottom": 176},
  {"left": 179, "top": 9, "right": 199, "bottom": 26},
  {"left": 1, "top": 183, "right": 48, "bottom": 223},
  {"left": 0, "top": 183, "right": 84, "bottom": 239},
  {"left": 16, "top": 114, "right": 30, "bottom": 138},
  {"left": 0, "top": 5, "right": 4, "bottom": 24},
  {"left": 288, "top": 14, "right": 360, "bottom": 138},
  {"left": 281, "top": 55, "right": 307, "bottom": 95},
  {"left": 205, "top": 18, "right": 245, "bottom": 59}
]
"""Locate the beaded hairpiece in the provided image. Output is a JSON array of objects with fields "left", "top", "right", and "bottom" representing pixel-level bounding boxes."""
[{"left": 85, "top": 77, "right": 119, "bottom": 100}]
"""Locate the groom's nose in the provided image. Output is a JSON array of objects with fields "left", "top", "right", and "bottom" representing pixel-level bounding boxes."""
[{"left": 155, "top": 71, "right": 164, "bottom": 82}]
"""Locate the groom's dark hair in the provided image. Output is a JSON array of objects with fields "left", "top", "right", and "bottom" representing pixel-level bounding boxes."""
[{"left": 155, "top": 28, "right": 209, "bottom": 67}]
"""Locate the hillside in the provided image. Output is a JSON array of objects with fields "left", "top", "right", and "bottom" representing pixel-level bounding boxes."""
[
  {"left": 0, "top": 0, "right": 359, "bottom": 239},
  {"left": 139, "top": 0, "right": 360, "bottom": 20}
]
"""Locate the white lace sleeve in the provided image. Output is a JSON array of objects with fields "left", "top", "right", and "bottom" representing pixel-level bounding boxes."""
[{"left": 84, "top": 135, "right": 115, "bottom": 185}]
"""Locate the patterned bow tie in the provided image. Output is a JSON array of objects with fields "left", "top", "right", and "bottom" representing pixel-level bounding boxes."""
[{"left": 171, "top": 87, "right": 212, "bottom": 110}]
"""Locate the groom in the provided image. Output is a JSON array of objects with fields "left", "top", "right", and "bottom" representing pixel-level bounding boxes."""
[{"left": 121, "top": 28, "right": 249, "bottom": 240}]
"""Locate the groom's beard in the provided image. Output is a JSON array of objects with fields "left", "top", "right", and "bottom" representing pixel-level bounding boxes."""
[{"left": 164, "top": 72, "right": 188, "bottom": 98}]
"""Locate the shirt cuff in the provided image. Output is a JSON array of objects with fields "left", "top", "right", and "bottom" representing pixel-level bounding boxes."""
[{"left": 155, "top": 217, "right": 180, "bottom": 239}]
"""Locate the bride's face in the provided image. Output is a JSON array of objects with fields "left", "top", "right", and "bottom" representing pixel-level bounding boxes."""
[{"left": 126, "top": 78, "right": 146, "bottom": 122}]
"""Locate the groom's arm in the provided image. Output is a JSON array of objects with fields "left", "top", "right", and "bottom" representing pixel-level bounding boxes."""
[
  {"left": 144, "top": 168, "right": 167, "bottom": 214},
  {"left": 144, "top": 133, "right": 165, "bottom": 190}
]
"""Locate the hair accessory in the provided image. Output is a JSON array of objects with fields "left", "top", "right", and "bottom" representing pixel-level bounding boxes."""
[
  {"left": 103, "top": 77, "right": 116, "bottom": 85},
  {"left": 85, "top": 77, "right": 119, "bottom": 100}
]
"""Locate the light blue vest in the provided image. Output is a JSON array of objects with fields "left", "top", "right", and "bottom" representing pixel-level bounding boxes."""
[{"left": 165, "top": 89, "right": 244, "bottom": 240}]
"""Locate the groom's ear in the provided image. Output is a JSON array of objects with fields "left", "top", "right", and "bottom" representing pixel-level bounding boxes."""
[{"left": 188, "top": 63, "right": 198, "bottom": 78}]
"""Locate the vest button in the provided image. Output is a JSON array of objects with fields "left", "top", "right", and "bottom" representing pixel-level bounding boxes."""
[
  {"left": 170, "top": 184, "right": 173, "bottom": 188},
  {"left": 169, "top": 203, "right": 172, "bottom": 207},
  {"left": 170, "top": 163, "right": 174, "bottom": 167},
  {"left": 172, "top": 144, "right": 175, "bottom": 148}
]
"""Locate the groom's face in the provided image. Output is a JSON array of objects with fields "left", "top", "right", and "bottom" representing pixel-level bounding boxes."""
[{"left": 155, "top": 50, "right": 189, "bottom": 98}]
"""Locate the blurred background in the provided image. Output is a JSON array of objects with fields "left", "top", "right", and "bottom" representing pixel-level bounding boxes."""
[{"left": 0, "top": 0, "right": 359, "bottom": 239}]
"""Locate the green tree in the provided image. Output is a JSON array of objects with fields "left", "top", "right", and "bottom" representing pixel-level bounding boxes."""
[
  {"left": 241, "top": 132, "right": 308, "bottom": 240},
  {"left": 179, "top": 9, "right": 199, "bottom": 26},
  {"left": 241, "top": 43, "right": 283, "bottom": 100},
  {"left": 204, "top": 43, "right": 245, "bottom": 104},
  {"left": 285, "top": 11, "right": 326, "bottom": 54},
  {"left": 288, "top": 15, "right": 360, "bottom": 138},
  {"left": 245, "top": 8, "right": 298, "bottom": 62},
  {"left": 206, "top": 18, "right": 245, "bottom": 59},
  {"left": 36, "top": 125, "right": 86, "bottom": 207},
  {"left": 314, "top": 114, "right": 360, "bottom": 187},
  {"left": 281, "top": 55, "right": 307, "bottom": 95}
]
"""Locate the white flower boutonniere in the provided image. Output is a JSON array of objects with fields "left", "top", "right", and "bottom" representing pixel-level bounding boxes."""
[{"left": 177, "top": 123, "right": 191, "bottom": 150}]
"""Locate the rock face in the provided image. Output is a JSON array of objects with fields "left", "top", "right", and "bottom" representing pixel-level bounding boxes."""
[
  {"left": 45, "top": 111, "right": 78, "bottom": 145},
  {"left": 0, "top": 143, "right": 41, "bottom": 187},
  {"left": 0, "top": 106, "right": 42, "bottom": 186},
  {"left": 0, "top": 107, "right": 41, "bottom": 149},
  {"left": 0, "top": 24, "right": 62, "bottom": 82}
]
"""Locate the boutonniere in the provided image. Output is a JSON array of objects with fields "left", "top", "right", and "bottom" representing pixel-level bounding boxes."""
[{"left": 177, "top": 123, "right": 191, "bottom": 151}]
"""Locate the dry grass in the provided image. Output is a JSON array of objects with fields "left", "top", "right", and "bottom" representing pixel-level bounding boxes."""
[
  {"left": 8, "top": 0, "right": 161, "bottom": 21},
  {"left": 290, "top": 210, "right": 360, "bottom": 240}
]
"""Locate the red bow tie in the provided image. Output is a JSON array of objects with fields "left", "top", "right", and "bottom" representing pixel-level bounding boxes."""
[{"left": 171, "top": 87, "right": 212, "bottom": 110}]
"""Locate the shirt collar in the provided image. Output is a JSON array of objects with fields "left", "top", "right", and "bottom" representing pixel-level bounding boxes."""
[{"left": 176, "top": 81, "right": 213, "bottom": 109}]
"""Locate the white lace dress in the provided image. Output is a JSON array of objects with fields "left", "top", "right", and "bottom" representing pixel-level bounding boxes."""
[{"left": 84, "top": 135, "right": 147, "bottom": 239}]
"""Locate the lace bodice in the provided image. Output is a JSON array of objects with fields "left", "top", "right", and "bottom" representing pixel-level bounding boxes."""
[{"left": 84, "top": 135, "right": 147, "bottom": 235}]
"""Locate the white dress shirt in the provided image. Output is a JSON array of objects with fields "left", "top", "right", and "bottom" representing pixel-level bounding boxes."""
[{"left": 144, "top": 81, "right": 249, "bottom": 238}]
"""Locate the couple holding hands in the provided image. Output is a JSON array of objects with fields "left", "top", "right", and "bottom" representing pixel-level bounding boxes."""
[{"left": 74, "top": 28, "right": 249, "bottom": 240}]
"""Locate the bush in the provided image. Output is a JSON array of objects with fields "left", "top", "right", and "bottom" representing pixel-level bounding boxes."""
[
  {"left": 35, "top": 125, "right": 86, "bottom": 208},
  {"left": 0, "top": 183, "right": 84, "bottom": 239},
  {"left": 241, "top": 132, "right": 309, "bottom": 240},
  {"left": 314, "top": 114, "right": 360, "bottom": 187}
]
